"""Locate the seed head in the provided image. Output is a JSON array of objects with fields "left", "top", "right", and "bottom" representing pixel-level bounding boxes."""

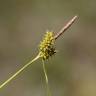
[{"left": 39, "top": 31, "right": 56, "bottom": 60}]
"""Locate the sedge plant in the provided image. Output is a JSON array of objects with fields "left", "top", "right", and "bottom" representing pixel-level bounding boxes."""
[{"left": 0, "top": 16, "right": 78, "bottom": 96}]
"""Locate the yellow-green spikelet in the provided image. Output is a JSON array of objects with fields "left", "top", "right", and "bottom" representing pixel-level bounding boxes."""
[{"left": 39, "top": 31, "right": 56, "bottom": 60}]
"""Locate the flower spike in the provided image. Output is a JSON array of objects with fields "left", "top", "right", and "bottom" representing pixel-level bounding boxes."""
[{"left": 39, "top": 31, "right": 56, "bottom": 60}]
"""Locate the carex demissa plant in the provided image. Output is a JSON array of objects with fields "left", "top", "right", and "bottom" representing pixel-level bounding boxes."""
[{"left": 0, "top": 16, "right": 78, "bottom": 96}]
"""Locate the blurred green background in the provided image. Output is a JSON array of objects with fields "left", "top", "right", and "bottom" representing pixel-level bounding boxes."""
[{"left": 0, "top": 0, "right": 96, "bottom": 96}]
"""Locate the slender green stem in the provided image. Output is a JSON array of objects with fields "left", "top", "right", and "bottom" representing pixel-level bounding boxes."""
[
  {"left": 42, "top": 60, "right": 51, "bottom": 96},
  {"left": 0, "top": 54, "right": 40, "bottom": 89}
]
